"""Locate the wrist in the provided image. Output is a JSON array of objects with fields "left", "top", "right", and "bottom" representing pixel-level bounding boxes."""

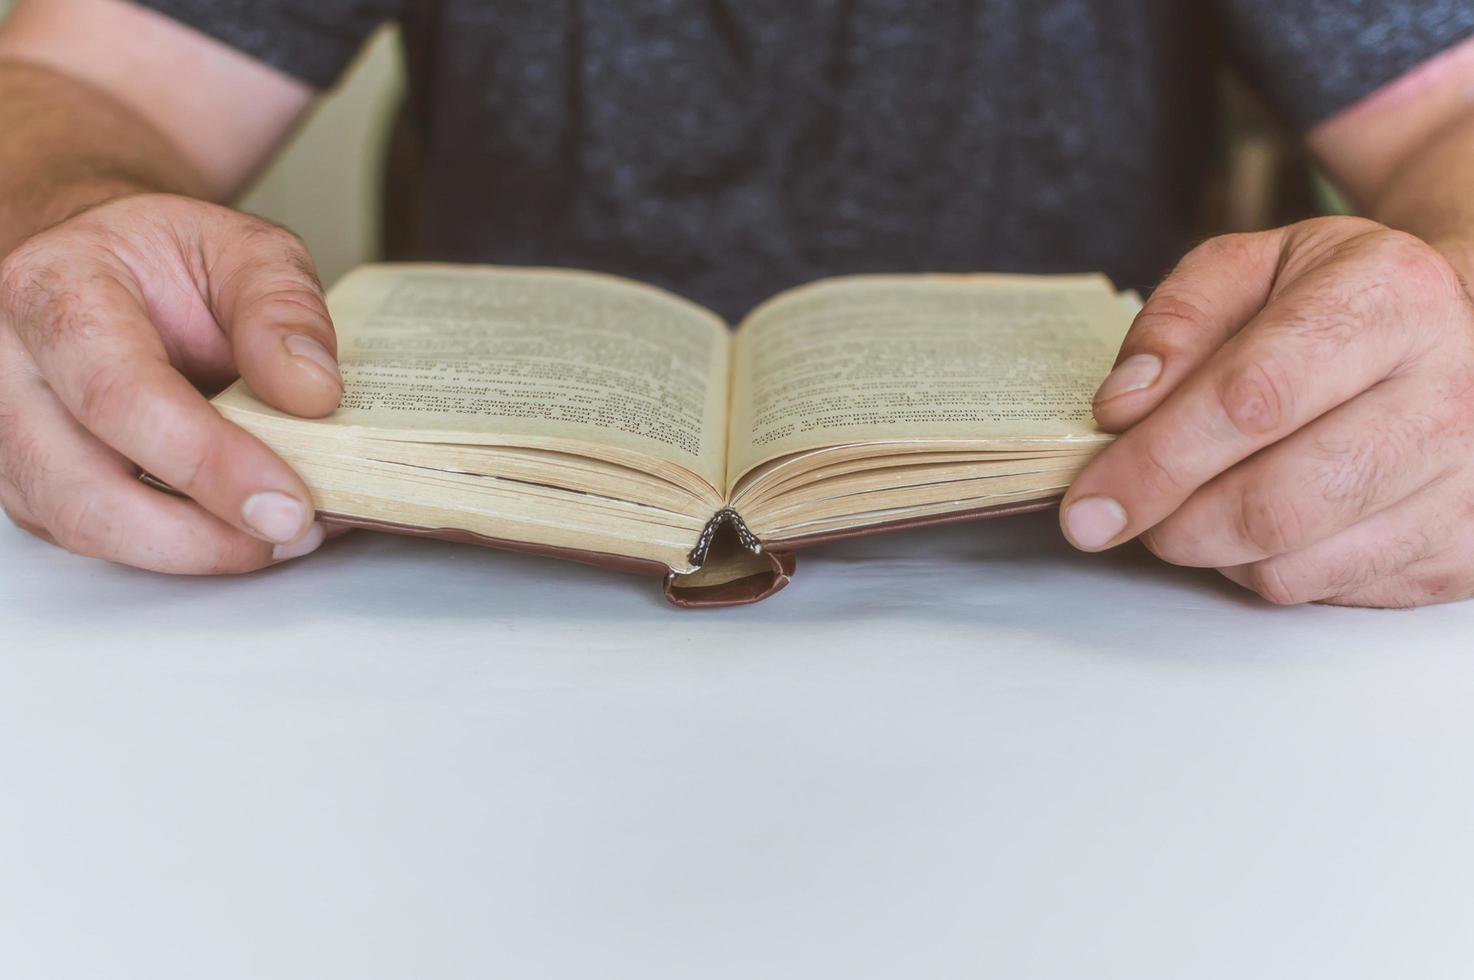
[
  {"left": 1431, "top": 236, "right": 1474, "bottom": 286},
  {"left": 3, "top": 175, "right": 172, "bottom": 258},
  {"left": 42, "top": 174, "right": 159, "bottom": 219}
]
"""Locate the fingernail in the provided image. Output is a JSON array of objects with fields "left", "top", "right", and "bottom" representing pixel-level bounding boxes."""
[
  {"left": 285, "top": 334, "right": 341, "bottom": 385},
  {"left": 242, "top": 491, "right": 310, "bottom": 544},
  {"left": 1064, "top": 496, "right": 1128, "bottom": 550},
  {"left": 272, "top": 521, "right": 325, "bottom": 562},
  {"left": 1094, "top": 353, "right": 1162, "bottom": 404}
]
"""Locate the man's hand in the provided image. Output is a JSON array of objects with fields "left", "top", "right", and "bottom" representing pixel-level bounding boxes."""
[
  {"left": 0, "top": 193, "right": 342, "bottom": 572},
  {"left": 1061, "top": 215, "right": 1474, "bottom": 607}
]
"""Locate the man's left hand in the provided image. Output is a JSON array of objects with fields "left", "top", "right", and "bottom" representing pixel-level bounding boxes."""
[{"left": 1061, "top": 215, "right": 1474, "bottom": 607}]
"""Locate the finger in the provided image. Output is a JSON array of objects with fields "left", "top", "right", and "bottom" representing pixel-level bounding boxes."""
[
  {"left": 1318, "top": 557, "right": 1474, "bottom": 608},
  {"left": 0, "top": 324, "right": 55, "bottom": 540},
  {"left": 3, "top": 260, "right": 319, "bottom": 547},
  {"left": 1141, "top": 373, "right": 1456, "bottom": 567},
  {"left": 1062, "top": 231, "right": 1460, "bottom": 552},
  {"left": 0, "top": 471, "right": 52, "bottom": 543},
  {"left": 207, "top": 219, "right": 342, "bottom": 418},
  {"left": 1215, "top": 484, "right": 1450, "bottom": 606},
  {"left": 0, "top": 356, "right": 323, "bottom": 572},
  {"left": 1092, "top": 229, "right": 1285, "bottom": 431}
]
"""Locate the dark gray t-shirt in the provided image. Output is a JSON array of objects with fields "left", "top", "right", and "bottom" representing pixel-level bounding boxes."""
[{"left": 141, "top": 0, "right": 1473, "bottom": 320}]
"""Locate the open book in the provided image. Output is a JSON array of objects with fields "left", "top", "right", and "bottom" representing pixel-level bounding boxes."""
[{"left": 211, "top": 265, "right": 1138, "bottom": 606}]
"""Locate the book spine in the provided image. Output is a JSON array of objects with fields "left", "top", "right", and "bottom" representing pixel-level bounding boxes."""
[{"left": 687, "top": 508, "right": 763, "bottom": 567}]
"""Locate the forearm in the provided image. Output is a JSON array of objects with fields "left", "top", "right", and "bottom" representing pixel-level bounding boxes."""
[{"left": 0, "top": 60, "right": 209, "bottom": 256}]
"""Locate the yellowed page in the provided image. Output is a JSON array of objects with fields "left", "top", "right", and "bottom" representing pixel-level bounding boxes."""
[
  {"left": 266, "top": 440, "right": 707, "bottom": 572},
  {"left": 214, "top": 264, "right": 732, "bottom": 494},
  {"left": 725, "top": 274, "right": 1134, "bottom": 487}
]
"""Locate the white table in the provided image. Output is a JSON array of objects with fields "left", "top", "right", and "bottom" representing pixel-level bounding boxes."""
[{"left": 3, "top": 511, "right": 1472, "bottom": 979}]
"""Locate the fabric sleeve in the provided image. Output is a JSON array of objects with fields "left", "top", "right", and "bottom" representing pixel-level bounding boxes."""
[
  {"left": 129, "top": 0, "right": 403, "bottom": 89},
  {"left": 1214, "top": 0, "right": 1474, "bottom": 129}
]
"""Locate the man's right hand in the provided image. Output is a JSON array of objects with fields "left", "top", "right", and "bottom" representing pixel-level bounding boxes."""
[{"left": 0, "top": 192, "right": 342, "bottom": 572}]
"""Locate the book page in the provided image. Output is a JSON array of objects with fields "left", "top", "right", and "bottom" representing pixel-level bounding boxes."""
[
  {"left": 214, "top": 264, "right": 732, "bottom": 492},
  {"left": 725, "top": 274, "right": 1134, "bottom": 487}
]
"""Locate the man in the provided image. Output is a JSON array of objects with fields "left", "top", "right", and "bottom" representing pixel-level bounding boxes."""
[{"left": 0, "top": 0, "right": 1471, "bottom": 607}]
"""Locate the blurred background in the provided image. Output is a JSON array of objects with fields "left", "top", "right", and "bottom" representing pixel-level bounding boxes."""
[
  {"left": 234, "top": 28, "right": 404, "bottom": 286},
  {"left": 0, "top": 3, "right": 1341, "bottom": 289}
]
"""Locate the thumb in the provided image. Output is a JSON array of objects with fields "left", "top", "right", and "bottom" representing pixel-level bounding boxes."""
[
  {"left": 208, "top": 218, "right": 342, "bottom": 419},
  {"left": 1092, "top": 230, "right": 1282, "bottom": 433}
]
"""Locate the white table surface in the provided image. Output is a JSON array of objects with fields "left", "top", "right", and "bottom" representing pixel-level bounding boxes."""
[{"left": 2, "top": 510, "right": 1472, "bottom": 979}]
